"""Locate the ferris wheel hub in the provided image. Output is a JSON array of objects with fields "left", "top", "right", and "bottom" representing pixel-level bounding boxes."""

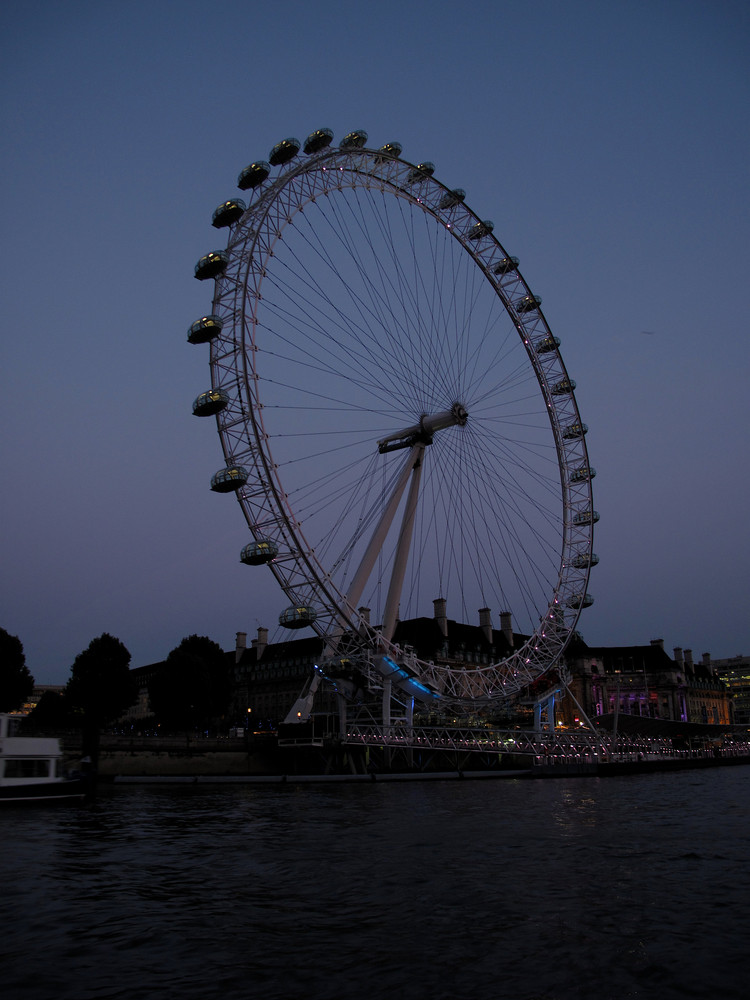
[{"left": 377, "top": 403, "right": 468, "bottom": 454}]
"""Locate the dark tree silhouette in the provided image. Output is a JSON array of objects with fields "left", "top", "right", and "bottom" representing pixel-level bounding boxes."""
[
  {"left": 66, "top": 633, "right": 136, "bottom": 761},
  {"left": 0, "top": 628, "right": 34, "bottom": 712},
  {"left": 27, "top": 689, "right": 72, "bottom": 730},
  {"left": 149, "top": 635, "right": 231, "bottom": 732}
]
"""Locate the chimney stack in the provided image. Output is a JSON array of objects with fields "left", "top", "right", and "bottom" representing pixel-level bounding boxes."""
[
  {"left": 684, "top": 649, "right": 693, "bottom": 668},
  {"left": 650, "top": 638, "right": 664, "bottom": 651},
  {"left": 433, "top": 598, "right": 448, "bottom": 637},
  {"left": 235, "top": 631, "right": 247, "bottom": 663},
  {"left": 500, "top": 611, "right": 513, "bottom": 648},
  {"left": 673, "top": 647, "right": 684, "bottom": 666},
  {"left": 478, "top": 607, "right": 493, "bottom": 644},
  {"left": 252, "top": 626, "right": 268, "bottom": 659}
]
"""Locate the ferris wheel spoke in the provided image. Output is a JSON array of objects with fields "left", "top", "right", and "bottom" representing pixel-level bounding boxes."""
[
  {"left": 362, "top": 196, "right": 457, "bottom": 402},
  {"left": 469, "top": 438, "right": 561, "bottom": 560},
  {"left": 263, "top": 252, "right": 412, "bottom": 408},
  {"left": 321, "top": 189, "right": 470, "bottom": 414},
  {"left": 262, "top": 221, "right": 405, "bottom": 404},
  {"left": 309, "top": 195, "right": 427, "bottom": 409},
  {"left": 443, "top": 427, "right": 560, "bottom": 597}
]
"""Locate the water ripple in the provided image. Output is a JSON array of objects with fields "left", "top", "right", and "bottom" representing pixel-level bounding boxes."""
[{"left": 1, "top": 771, "right": 749, "bottom": 999}]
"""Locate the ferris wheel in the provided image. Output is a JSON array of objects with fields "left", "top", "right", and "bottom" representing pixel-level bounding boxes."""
[{"left": 188, "top": 128, "right": 597, "bottom": 711}]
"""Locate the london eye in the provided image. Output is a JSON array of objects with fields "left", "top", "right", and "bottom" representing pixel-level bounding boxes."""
[{"left": 188, "top": 128, "right": 597, "bottom": 716}]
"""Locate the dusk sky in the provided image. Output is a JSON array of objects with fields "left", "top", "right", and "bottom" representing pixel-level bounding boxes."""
[{"left": 2, "top": 1, "right": 748, "bottom": 685}]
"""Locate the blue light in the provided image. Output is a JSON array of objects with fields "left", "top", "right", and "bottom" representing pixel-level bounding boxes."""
[{"left": 382, "top": 656, "right": 440, "bottom": 699}]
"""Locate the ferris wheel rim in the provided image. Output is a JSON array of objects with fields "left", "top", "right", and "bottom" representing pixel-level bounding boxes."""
[{"left": 194, "top": 134, "right": 596, "bottom": 704}]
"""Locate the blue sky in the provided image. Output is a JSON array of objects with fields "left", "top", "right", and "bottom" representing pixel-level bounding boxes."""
[{"left": 2, "top": 0, "right": 748, "bottom": 684}]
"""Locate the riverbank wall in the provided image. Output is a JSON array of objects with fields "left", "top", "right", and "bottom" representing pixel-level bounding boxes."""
[{"left": 61, "top": 735, "right": 750, "bottom": 782}]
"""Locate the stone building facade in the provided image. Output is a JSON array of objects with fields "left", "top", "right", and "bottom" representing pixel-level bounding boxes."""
[
  {"left": 232, "top": 601, "right": 518, "bottom": 729},
  {"left": 558, "top": 638, "right": 732, "bottom": 728},
  {"left": 122, "top": 602, "right": 737, "bottom": 734}
]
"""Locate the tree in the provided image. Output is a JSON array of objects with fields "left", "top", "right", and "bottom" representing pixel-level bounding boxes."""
[
  {"left": 66, "top": 633, "right": 136, "bottom": 759},
  {"left": 148, "top": 634, "right": 231, "bottom": 732},
  {"left": 0, "top": 628, "right": 34, "bottom": 712},
  {"left": 27, "top": 689, "right": 73, "bottom": 730}
]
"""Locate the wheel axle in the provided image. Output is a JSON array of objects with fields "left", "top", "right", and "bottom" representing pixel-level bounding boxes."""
[{"left": 377, "top": 403, "right": 467, "bottom": 454}]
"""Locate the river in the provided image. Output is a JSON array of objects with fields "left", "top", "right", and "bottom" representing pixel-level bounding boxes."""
[{"left": 2, "top": 768, "right": 748, "bottom": 1000}]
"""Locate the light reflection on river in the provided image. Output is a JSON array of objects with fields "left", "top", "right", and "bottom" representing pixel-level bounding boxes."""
[{"left": 2, "top": 768, "right": 749, "bottom": 1000}]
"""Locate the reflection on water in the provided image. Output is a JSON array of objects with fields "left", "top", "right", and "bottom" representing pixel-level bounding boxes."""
[{"left": 2, "top": 770, "right": 749, "bottom": 1000}]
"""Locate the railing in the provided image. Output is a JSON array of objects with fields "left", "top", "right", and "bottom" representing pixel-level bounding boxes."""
[
  {"left": 344, "top": 724, "right": 617, "bottom": 757},
  {"left": 342, "top": 724, "right": 750, "bottom": 762}
]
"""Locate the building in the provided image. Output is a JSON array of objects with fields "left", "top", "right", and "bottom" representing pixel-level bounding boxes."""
[
  {"left": 11, "top": 685, "right": 66, "bottom": 717},
  {"left": 559, "top": 638, "right": 732, "bottom": 729},
  {"left": 233, "top": 601, "right": 519, "bottom": 728},
  {"left": 711, "top": 655, "right": 750, "bottom": 725},
  {"left": 233, "top": 627, "right": 329, "bottom": 729},
  {"left": 123, "top": 661, "right": 163, "bottom": 724},
  {"left": 122, "top": 602, "right": 738, "bottom": 735}
]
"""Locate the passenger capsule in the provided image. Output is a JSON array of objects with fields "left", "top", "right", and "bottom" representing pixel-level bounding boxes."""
[
  {"left": 192, "top": 389, "right": 229, "bottom": 417},
  {"left": 303, "top": 128, "right": 334, "bottom": 154},
  {"left": 339, "top": 130, "right": 368, "bottom": 149},
  {"left": 563, "top": 422, "right": 588, "bottom": 440},
  {"left": 493, "top": 256, "right": 519, "bottom": 275},
  {"left": 269, "top": 137, "right": 301, "bottom": 166},
  {"left": 279, "top": 605, "right": 317, "bottom": 629},
  {"left": 467, "top": 220, "right": 494, "bottom": 240},
  {"left": 187, "top": 315, "right": 223, "bottom": 344},
  {"left": 572, "top": 552, "right": 599, "bottom": 569},
  {"left": 406, "top": 162, "right": 435, "bottom": 183},
  {"left": 569, "top": 465, "right": 596, "bottom": 484},
  {"left": 573, "top": 508, "right": 600, "bottom": 525},
  {"left": 516, "top": 294, "right": 542, "bottom": 313},
  {"left": 377, "top": 141, "right": 402, "bottom": 158},
  {"left": 535, "top": 334, "right": 560, "bottom": 355},
  {"left": 211, "top": 199, "right": 246, "bottom": 229},
  {"left": 210, "top": 466, "right": 249, "bottom": 493},
  {"left": 240, "top": 538, "right": 279, "bottom": 565},
  {"left": 439, "top": 188, "right": 466, "bottom": 209},
  {"left": 551, "top": 378, "right": 576, "bottom": 395},
  {"left": 194, "top": 251, "right": 229, "bottom": 281},
  {"left": 567, "top": 593, "right": 594, "bottom": 609},
  {"left": 237, "top": 161, "right": 271, "bottom": 190}
]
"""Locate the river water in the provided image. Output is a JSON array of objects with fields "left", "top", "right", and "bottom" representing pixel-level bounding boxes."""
[{"left": 2, "top": 768, "right": 748, "bottom": 1000}]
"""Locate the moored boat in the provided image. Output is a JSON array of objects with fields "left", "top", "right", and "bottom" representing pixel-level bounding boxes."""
[{"left": 0, "top": 714, "right": 88, "bottom": 803}]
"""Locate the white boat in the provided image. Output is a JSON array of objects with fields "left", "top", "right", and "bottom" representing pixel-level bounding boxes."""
[{"left": 0, "top": 713, "right": 88, "bottom": 803}]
